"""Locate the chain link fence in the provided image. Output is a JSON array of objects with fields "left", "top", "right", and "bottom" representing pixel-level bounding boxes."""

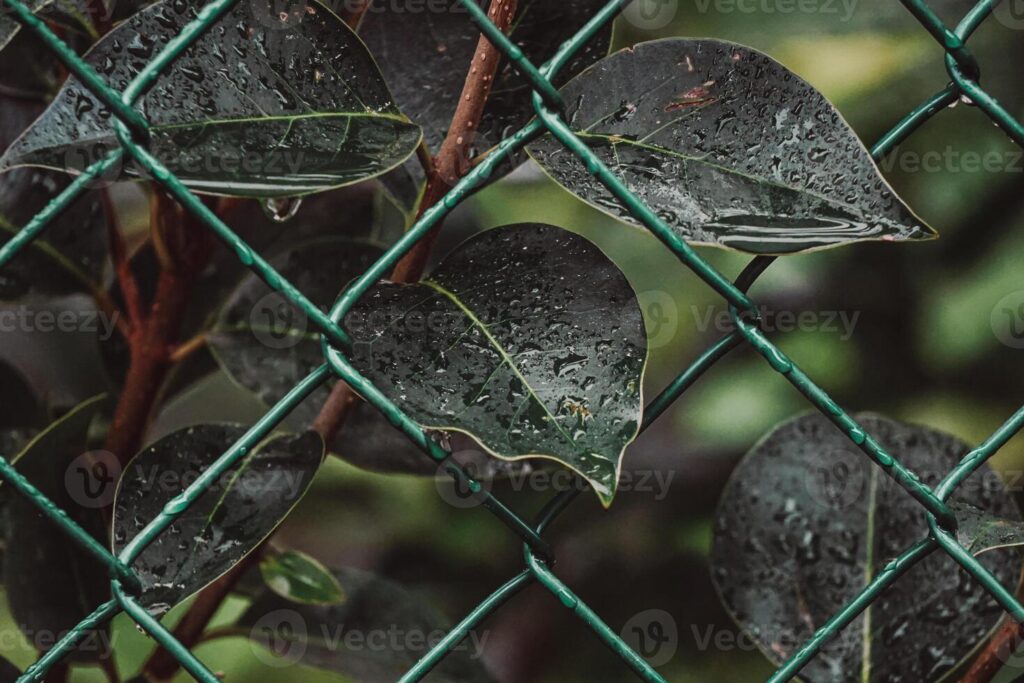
[{"left": 0, "top": 0, "right": 1022, "bottom": 680}]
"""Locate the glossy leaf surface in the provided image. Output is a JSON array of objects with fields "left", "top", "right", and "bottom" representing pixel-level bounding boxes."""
[
  {"left": 711, "top": 413, "right": 1021, "bottom": 682},
  {"left": 1, "top": 0, "right": 422, "bottom": 196},
  {"left": 259, "top": 549, "right": 345, "bottom": 605},
  {"left": 112, "top": 424, "right": 324, "bottom": 616},
  {"left": 527, "top": 39, "right": 934, "bottom": 254},
  {"left": 345, "top": 223, "right": 646, "bottom": 505}
]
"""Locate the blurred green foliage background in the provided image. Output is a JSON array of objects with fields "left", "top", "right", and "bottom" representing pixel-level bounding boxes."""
[{"left": 3, "top": 0, "right": 1024, "bottom": 680}]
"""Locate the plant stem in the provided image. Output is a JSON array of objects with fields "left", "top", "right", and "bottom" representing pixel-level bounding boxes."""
[
  {"left": 138, "top": 2, "right": 520, "bottom": 676},
  {"left": 959, "top": 614, "right": 1024, "bottom": 683},
  {"left": 103, "top": 191, "right": 213, "bottom": 468},
  {"left": 389, "top": 0, "right": 518, "bottom": 284},
  {"left": 313, "top": 0, "right": 520, "bottom": 446}
]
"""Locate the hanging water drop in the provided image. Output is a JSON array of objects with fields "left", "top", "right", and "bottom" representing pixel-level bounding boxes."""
[{"left": 262, "top": 196, "right": 303, "bottom": 223}]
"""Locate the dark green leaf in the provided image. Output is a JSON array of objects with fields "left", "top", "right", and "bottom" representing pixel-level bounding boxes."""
[
  {"left": 3, "top": 395, "right": 111, "bottom": 663},
  {"left": 0, "top": 98, "right": 107, "bottom": 301},
  {"left": 527, "top": 39, "right": 935, "bottom": 254},
  {"left": 953, "top": 501, "right": 1024, "bottom": 558},
  {"left": 112, "top": 424, "right": 324, "bottom": 616},
  {"left": 1, "top": 0, "right": 422, "bottom": 197},
  {"left": 359, "top": 0, "right": 611, "bottom": 154},
  {"left": 0, "top": 29, "right": 61, "bottom": 100},
  {"left": 208, "top": 236, "right": 384, "bottom": 427},
  {"left": 0, "top": 655, "right": 20, "bottom": 679},
  {"left": 240, "top": 566, "right": 493, "bottom": 682},
  {"left": 344, "top": 223, "right": 646, "bottom": 506},
  {"left": 0, "top": 357, "right": 43, "bottom": 430},
  {"left": 711, "top": 413, "right": 1021, "bottom": 682},
  {"left": 0, "top": 0, "right": 48, "bottom": 54},
  {"left": 259, "top": 549, "right": 345, "bottom": 605}
]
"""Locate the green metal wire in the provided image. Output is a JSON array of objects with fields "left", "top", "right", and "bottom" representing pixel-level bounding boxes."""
[{"left": 0, "top": 0, "right": 1021, "bottom": 680}]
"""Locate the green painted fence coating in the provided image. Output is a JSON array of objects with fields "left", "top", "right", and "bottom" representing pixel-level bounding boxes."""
[{"left": 0, "top": 0, "right": 1022, "bottom": 680}]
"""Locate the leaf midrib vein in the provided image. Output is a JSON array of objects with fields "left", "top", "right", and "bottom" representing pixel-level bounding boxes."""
[
  {"left": 574, "top": 130, "right": 872, "bottom": 220},
  {"left": 421, "top": 279, "right": 581, "bottom": 453}
]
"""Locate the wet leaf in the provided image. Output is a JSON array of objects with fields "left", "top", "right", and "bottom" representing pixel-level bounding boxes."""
[
  {"left": 711, "top": 413, "right": 1022, "bottom": 682},
  {"left": 259, "top": 549, "right": 345, "bottom": 605},
  {"left": 0, "top": 0, "right": 422, "bottom": 197},
  {"left": 207, "top": 236, "right": 383, "bottom": 427},
  {"left": 527, "top": 39, "right": 935, "bottom": 254},
  {"left": 3, "top": 395, "right": 111, "bottom": 663},
  {"left": 953, "top": 501, "right": 1024, "bottom": 558},
  {"left": 0, "top": 97, "right": 107, "bottom": 302},
  {"left": 359, "top": 0, "right": 612, "bottom": 154},
  {"left": 344, "top": 223, "right": 646, "bottom": 506},
  {"left": 239, "top": 566, "right": 493, "bottom": 682},
  {"left": 112, "top": 424, "right": 324, "bottom": 617}
]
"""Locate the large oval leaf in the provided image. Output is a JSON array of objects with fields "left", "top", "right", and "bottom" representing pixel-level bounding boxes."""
[
  {"left": 344, "top": 223, "right": 647, "bottom": 506},
  {"left": 208, "top": 236, "right": 384, "bottom": 426},
  {"left": 1, "top": 98, "right": 106, "bottom": 302},
  {"left": 0, "top": 0, "right": 422, "bottom": 196},
  {"left": 207, "top": 236, "right": 521, "bottom": 478},
  {"left": 239, "top": 565, "right": 493, "bottom": 682},
  {"left": 112, "top": 424, "right": 324, "bottom": 616},
  {"left": 527, "top": 39, "right": 935, "bottom": 254},
  {"left": 3, "top": 396, "right": 111, "bottom": 663},
  {"left": 711, "top": 413, "right": 1021, "bottom": 682},
  {"left": 358, "top": 0, "right": 612, "bottom": 155}
]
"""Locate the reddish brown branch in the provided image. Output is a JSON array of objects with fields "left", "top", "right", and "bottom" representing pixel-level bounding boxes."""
[
  {"left": 312, "top": 0, "right": 520, "bottom": 446},
  {"left": 101, "top": 189, "right": 144, "bottom": 328},
  {"left": 139, "top": 3, "right": 521, "bottom": 677},
  {"left": 960, "top": 614, "right": 1024, "bottom": 683},
  {"left": 142, "top": 553, "right": 258, "bottom": 681},
  {"left": 102, "top": 191, "right": 213, "bottom": 469},
  {"left": 389, "top": 0, "right": 518, "bottom": 284}
]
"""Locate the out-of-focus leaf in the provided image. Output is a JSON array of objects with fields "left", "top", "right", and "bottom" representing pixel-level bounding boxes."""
[
  {"left": 527, "top": 39, "right": 934, "bottom": 254},
  {"left": 0, "top": 97, "right": 106, "bottom": 302},
  {"left": 240, "top": 566, "right": 493, "bottom": 682},
  {"left": 112, "top": 424, "right": 324, "bottom": 617},
  {"left": 3, "top": 395, "right": 111, "bottom": 663},
  {"left": 711, "top": 413, "right": 1021, "bottom": 682},
  {"left": 345, "top": 223, "right": 647, "bottom": 506},
  {"left": 259, "top": 549, "right": 345, "bottom": 605},
  {"left": 1, "top": 0, "right": 422, "bottom": 196},
  {"left": 359, "top": 0, "right": 612, "bottom": 154}
]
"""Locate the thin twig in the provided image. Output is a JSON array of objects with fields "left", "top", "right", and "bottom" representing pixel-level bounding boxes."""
[
  {"left": 101, "top": 188, "right": 144, "bottom": 328},
  {"left": 168, "top": 331, "right": 208, "bottom": 364}
]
